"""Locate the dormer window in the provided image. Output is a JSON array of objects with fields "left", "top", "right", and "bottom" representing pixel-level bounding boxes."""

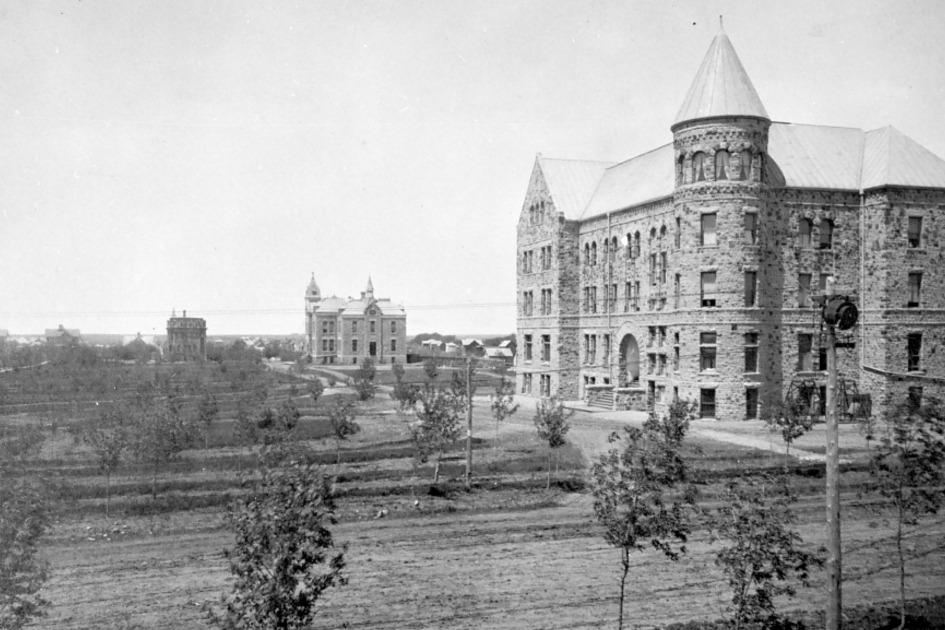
[
  {"left": 715, "top": 150, "right": 730, "bottom": 180},
  {"left": 692, "top": 152, "right": 706, "bottom": 182}
]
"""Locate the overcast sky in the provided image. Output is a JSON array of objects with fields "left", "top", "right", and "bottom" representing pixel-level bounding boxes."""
[{"left": 2, "top": 0, "right": 944, "bottom": 337}]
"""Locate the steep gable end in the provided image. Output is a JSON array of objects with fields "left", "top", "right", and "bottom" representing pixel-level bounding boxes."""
[
  {"left": 537, "top": 157, "right": 613, "bottom": 221},
  {"left": 862, "top": 126, "right": 945, "bottom": 190}
]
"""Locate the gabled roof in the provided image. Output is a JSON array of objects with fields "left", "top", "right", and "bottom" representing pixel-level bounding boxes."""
[
  {"left": 767, "top": 123, "right": 865, "bottom": 190},
  {"left": 538, "top": 157, "right": 614, "bottom": 220},
  {"left": 674, "top": 33, "right": 768, "bottom": 127}
]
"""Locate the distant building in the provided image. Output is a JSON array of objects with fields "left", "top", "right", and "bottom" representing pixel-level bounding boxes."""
[
  {"left": 166, "top": 310, "right": 206, "bottom": 362},
  {"left": 45, "top": 325, "right": 81, "bottom": 346},
  {"left": 305, "top": 276, "right": 407, "bottom": 365}
]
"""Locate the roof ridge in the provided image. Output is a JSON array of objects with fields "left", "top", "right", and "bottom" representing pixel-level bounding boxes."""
[
  {"left": 539, "top": 156, "right": 616, "bottom": 165},
  {"left": 606, "top": 142, "right": 674, "bottom": 169},
  {"left": 771, "top": 120, "right": 865, "bottom": 132}
]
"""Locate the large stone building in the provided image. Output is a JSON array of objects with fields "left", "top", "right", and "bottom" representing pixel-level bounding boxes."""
[
  {"left": 166, "top": 310, "right": 206, "bottom": 362},
  {"left": 305, "top": 275, "right": 407, "bottom": 365},
  {"left": 516, "top": 31, "right": 945, "bottom": 421}
]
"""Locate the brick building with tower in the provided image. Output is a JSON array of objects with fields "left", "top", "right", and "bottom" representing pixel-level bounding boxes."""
[
  {"left": 516, "top": 30, "right": 945, "bottom": 420},
  {"left": 305, "top": 276, "right": 407, "bottom": 365},
  {"left": 166, "top": 310, "right": 206, "bottom": 362}
]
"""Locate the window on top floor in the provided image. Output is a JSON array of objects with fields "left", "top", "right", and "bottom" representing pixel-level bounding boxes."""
[
  {"left": 602, "top": 238, "right": 609, "bottom": 262},
  {"left": 591, "top": 241, "right": 597, "bottom": 266},
  {"left": 676, "top": 156, "right": 685, "bottom": 186},
  {"left": 633, "top": 232, "right": 641, "bottom": 258},
  {"left": 610, "top": 236, "right": 618, "bottom": 261},
  {"left": 744, "top": 213, "right": 757, "bottom": 245},
  {"left": 908, "top": 216, "right": 923, "bottom": 248},
  {"left": 715, "top": 150, "right": 730, "bottom": 180},
  {"left": 693, "top": 152, "right": 706, "bottom": 182},
  {"left": 819, "top": 220, "right": 834, "bottom": 250},
  {"left": 370, "top": 320, "right": 376, "bottom": 333},
  {"left": 584, "top": 243, "right": 590, "bottom": 266},
  {"left": 737, "top": 151, "right": 752, "bottom": 181},
  {"left": 700, "top": 213, "right": 717, "bottom": 246},
  {"left": 390, "top": 320, "right": 396, "bottom": 334},
  {"left": 799, "top": 219, "right": 812, "bottom": 248}
]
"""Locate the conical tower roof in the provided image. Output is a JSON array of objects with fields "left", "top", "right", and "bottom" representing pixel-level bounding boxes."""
[
  {"left": 306, "top": 273, "right": 320, "bottom": 298},
  {"left": 673, "top": 32, "right": 768, "bottom": 128},
  {"left": 365, "top": 276, "right": 374, "bottom": 295}
]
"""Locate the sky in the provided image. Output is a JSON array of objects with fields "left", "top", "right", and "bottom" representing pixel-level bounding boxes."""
[{"left": 2, "top": 0, "right": 945, "bottom": 337}]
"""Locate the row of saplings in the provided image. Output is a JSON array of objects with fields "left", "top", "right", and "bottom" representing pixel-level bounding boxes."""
[{"left": 203, "top": 386, "right": 944, "bottom": 630}]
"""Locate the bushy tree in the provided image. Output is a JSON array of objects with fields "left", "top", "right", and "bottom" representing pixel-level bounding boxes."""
[
  {"left": 327, "top": 401, "right": 360, "bottom": 466},
  {"left": 866, "top": 395, "right": 945, "bottom": 630},
  {"left": 0, "top": 428, "right": 50, "bottom": 629},
  {"left": 130, "top": 392, "right": 199, "bottom": 500},
  {"left": 533, "top": 396, "right": 573, "bottom": 489},
  {"left": 352, "top": 357, "right": 376, "bottom": 401},
  {"left": 489, "top": 376, "right": 519, "bottom": 448},
  {"left": 590, "top": 400, "right": 696, "bottom": 630},
  {"left": 411, "top": 385, "right": 462, "bottom": 482},
  {"left": 390, "top": 362, "right": 419, "bottom": 411},
  {"left": 81, "top": 404, "right": 130, "bottom": 518},
  {"left": 209, "top": 457, "right": 346, "bottom": 630},
  {"left": 713, "top": 474, "right": 822, "bottom": 629},
  {"left": 308, "top": 376, "right": 325, "bottom": 407},
  {"left": 422, "top": 358, "right": 439, "bottom": 382}
]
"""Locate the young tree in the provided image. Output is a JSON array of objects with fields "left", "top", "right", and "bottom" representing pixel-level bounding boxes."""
[
  {"left": 233, "top": 397, "right": 260, "bottom": 473},
  {"left": 0, "top": 428, "right": 50, "bottom": 630},
  {"left": 208, "top": 457, "right": 346, "bottom": 630},
  {"left": 352, "top": 357, "right": 376, "bottom": 401},
  {"left": 327, "top": 401, "right": 361, "bottom": 466},
  {"left": 197, "top": 389, "right": 220, "bottom": 455},
  {"left": 308, "top": 376, "right": 325, "bottom": 407},
  {"left": 866, "top": 395, "right": 945, "bottom": 630},
  {"left": 489, "top": 376, "right": 519, "bottom": 448},
  {"left": 590, "top": 401, "right": 696, "bottom": 630},
  {"left": 411, "top": 385, "right": 462, "bottom": 482},
  {"left": 130, "top": 392, "right": 199, "bottom": 500},
  {"left": 713, "top": 474, "right": 822, "bottom": 629},
  {"left": 765, "top": 394, "right": 815, "bottom": 459},
  {"left": 422, "top": 357, "right": 439, "bottom": 382},
  {"left": 81, "top": 404, "right": 130, "bottom": 518},
  {"left": 533, "top": 396, "right": 573, "bottom": 489}
]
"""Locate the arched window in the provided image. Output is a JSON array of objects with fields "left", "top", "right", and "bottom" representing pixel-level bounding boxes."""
[
  {"left": 538, "top": 201, "right": 544, "bottom": 221},
  {"left": 649, "top": 227, "right": 657, "bottom": 245},
  {"left": 584, "top": 243, "right": 590, "bottom": 265},
  {"left": 659, "top": 225, "right": 667, "bottom": 244},
  {"left": 715, "top": 150, "right": 730, "bottom": 180},
  {"left": 819, "top": 220, "right": 834, "bottom": 250},
  {"left": 738, "top": 151, "right": 751, "bottom": 180},
  {"left": 693, "top": 152, "right": 706, "bottom": 182},
  {"left": 799, "top": 219, "right": 812, "bottom": 248},
  {"left": 602, "top": 238, "right": 609, "bottom": 261},
  {"left": 676, "top": 156, "right": 684, "bottom": 186},
  {"left": 633, "top": 232, "right": 641, "bottom": 258},
  {"left": 591, "top": 241, "right": 597, "bottom": 266},
  {"left": 625, "top": 233, "right": 632, "bottom": 259}
]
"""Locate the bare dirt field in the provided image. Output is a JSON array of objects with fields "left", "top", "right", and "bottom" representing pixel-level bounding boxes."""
[{"left": 33, "top": 393, "right": 945, "bottom": 630}]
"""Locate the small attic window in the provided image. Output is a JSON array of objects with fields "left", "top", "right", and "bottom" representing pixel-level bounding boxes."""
[
  {"left": 692, "top": 152, "right": 706, "bottom": 182},
  {"left": 715, "top": 150, "right": 730, "bottom": 180}
]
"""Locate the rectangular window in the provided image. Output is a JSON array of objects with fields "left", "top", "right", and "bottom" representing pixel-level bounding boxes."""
[
  {"left": 907, "top": 333, "right": 922, "bottom": 371},
  {"left": 524, "top": 334, "right": 533, "bottom": 361},
  {"left": 656, "top": 385, "right": 665, "bottom": 403},
  {"left": 329, "top": 339, "right": 335, "bottom": 352},
  {"left": 543, "top": 245, "right": 553, "bottom": 270},
  {"left": 390, "top": 321, "right": 396, "bottom": 334},
  {"left": 798, "top": 334, "right": 813, "bottom": 371},
  {"left": 658, "top": 327, "right": 667, "bottom": 348},
  {"left": 647, "top": 354, "right": 655, "bottom": 375},
  {"left": 701, "top": 271, "right": 717, "bottom": 307},
  {"left": 798, "top": 274, "right": 812, "bottom": 308},
  {"left": 522, "top": 373, "right": 532, "bottom": 394},
  {"left": 352, "top": 321, "right": 359, "bottom": 334},
  {"left": 624, "top": 282, "right": 631, "bottom": 312},
  {"left": 659, "top": 252, "right": 667, "bottom": 284},
  {"left": 744, "top": 213, "right": 757, "bottom": 245},
  {"left": 674, "top": 274, "right": 681, "bottom": 308},
  {"left": 352, "top": 339, "right": 358, "bottom": 353},
  {"left": 701, "top": 213, "right": 717, "bottom": 246},
  {"left": 744, "top": 271, "right": 757, "bottom": 307},
  {"left": 746, "top": 388, "right": 759, "bottom": 419},
  {"left": 819, "top": 274, "right": 830, "bottom": 295},
  {"left": 603, "top": 334, "right": 610, "bottom": 364},
  {"left": 591, "top": 287, "right": 597, "bottom": 313},
  {"left": 908, "top": 217, "right": 923, "bottom": 248},
  {"left": 674, "top": 346, "right": 680, "bottom": 371},
  {"left": 589, "top": 335, "right": 597, "bottom": 364},
  {"left": 744, "top": 332, "right": 759, "bottom": 372},
  {"left": 322, "top": 321, "right": 329, "bottom": 334},
  {"left": 700, "top": 388, "right": 716, "bottom": 419},
  {"left": 540, "top": 374, "right": 551, "bottom": 397},
  {"left": 700, "top": 332, "right": 717, "bottom": 371},
  {"left": 541, "top": 334, "right": 551, "bottom": 362},
  {"left": 908, "top": 272, "right": 922, "bottom": 307},
  {"left": 657, "top": 355, "right": 666, "bottom": 376},
  {"left": 675, "top": 217, "right": 681, "bottom": 248},
  {"left": 818, "top": 346, "right": 828, "bottom": 371},
  {"left": 649, "top": 254, "right": 657, "bottom": 286},
  {"left": 391, "top": 339, "right": 397, "bottom": 352},
  {"left": 370, "top": 320, "right": 376, "bottom": 333}
]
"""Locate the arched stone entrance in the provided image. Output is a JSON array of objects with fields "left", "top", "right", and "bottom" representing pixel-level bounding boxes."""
[{"left": 618, "top": 334, "right": 640, "bottom": 387}]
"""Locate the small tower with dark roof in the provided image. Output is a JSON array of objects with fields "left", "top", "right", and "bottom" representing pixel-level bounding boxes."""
[{"left": 304, "top": 273, "right": 322, "bottom": 355}]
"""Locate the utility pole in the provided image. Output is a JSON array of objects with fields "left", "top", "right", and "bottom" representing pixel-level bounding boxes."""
[
  {"left": 464, "top": 355, "right": 473, "bottom": 488},
  {"left": 824, "top": 277, "right": 841, "bottom": 630}
]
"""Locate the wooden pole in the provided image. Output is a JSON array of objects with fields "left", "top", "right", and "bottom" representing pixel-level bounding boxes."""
[
  {"left": 825, "top": 278, "right": 842, "bottom": 630},
  {"left": 465, "top": 356, "right": 473, "bottom": 487}
]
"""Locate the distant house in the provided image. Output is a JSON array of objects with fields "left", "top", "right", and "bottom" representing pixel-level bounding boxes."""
[
  {"left": 45, "top": 325, "right": 81, "bottom": 346},
  {"left": 166, "top": 310, "right": 207, "bottom": 362},
  {"left": 484, "top": 346, "right": 514, "bottom": 367},
  {"left": 420, "top": 339, "right": 445, "bottom": 351},
  {"left": 444, "top": 342, "right": 460, "bottom": 353},
  {"left": 462, "top": 339, "right": 484, "bottom": 356}
]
